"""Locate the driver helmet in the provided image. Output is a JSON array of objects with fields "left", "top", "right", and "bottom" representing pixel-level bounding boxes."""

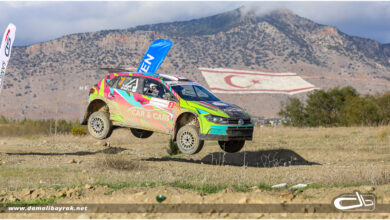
[{"left": 150, "top": 83, "right": 158, "bottom": 90}]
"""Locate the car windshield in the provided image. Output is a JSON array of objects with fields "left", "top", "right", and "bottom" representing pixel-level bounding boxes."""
[{"left": 171, "top": 84, "right": 220, "bottom": 101}]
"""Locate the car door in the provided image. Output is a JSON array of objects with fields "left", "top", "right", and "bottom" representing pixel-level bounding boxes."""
[
  {"left": 104, "top": 76, "right": 122, "bottom": 122},
  {"left": 140, "top": 78, "right": 178, "bottom": 134},
  {"left": 107, "top": 75, "right": 149, "bottom": 129}
]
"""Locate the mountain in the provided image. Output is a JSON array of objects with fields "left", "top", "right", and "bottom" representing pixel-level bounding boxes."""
[{"left": 1, "top": 7, "right": 390, "bottom": 119}]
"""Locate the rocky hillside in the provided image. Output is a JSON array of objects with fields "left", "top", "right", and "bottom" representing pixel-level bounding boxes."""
[{"left": 1, "top": 7, "right": 389, "bottom": 119}]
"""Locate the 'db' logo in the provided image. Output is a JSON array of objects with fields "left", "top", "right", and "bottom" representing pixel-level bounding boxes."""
[
  {"left": 333, "top": 191, "right": 376, "bottom": 212},
  {"left": 4, "top": 37, "right": 11, "bottom": 57}
]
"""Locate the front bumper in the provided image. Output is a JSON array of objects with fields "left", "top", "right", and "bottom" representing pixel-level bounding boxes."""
[{"left": 199, "top": 125, "right": 254, "bottom": 141}]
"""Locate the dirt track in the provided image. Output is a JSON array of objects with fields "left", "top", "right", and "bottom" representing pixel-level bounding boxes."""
[{"left": 0, "top": 126, "right": 389, "bottom": 218}]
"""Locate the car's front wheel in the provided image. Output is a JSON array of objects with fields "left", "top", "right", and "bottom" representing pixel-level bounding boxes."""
[
  {"left": 176, "top": 125, "right": 204, "bottom": 155},
  {"left": 218, "top": 140, "right": 245, "bottom": 153},
  {"left": 87, "top": 111, "right": 112, "bottom": 139}
]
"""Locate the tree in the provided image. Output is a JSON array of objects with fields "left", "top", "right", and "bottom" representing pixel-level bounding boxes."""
[
  {"left": 375, "top": 91, "right": 390, "bottom": 125},
  {"left": 278, "top": 86, "right": 387, "bottom": 127},
  {"left": 279, "top": 98, "right": 306, "bottom": 127},
  {"left": 343, "top": 95, "right": 381, "bottom": 126},
  {"left": 303, "top": 87, "right": 358, "bottom": 126}
]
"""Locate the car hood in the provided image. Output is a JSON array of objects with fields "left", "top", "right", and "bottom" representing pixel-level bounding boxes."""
[{"left": 188, "top": 100, "right": 250, "bottom": 119}]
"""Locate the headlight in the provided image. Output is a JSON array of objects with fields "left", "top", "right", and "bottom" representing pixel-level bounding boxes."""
[{"left": 204, "top": 115, "right": 229, "bottom": 124}]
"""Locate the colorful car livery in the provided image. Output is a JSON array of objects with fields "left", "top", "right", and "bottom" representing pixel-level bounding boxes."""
[{"left": 81, "top": 69, "right": 254, "bottom": 154}]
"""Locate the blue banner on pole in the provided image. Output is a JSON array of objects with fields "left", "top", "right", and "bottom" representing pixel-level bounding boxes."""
[{"left": 137, "top": 39, "right": 173, "bottom": 73}]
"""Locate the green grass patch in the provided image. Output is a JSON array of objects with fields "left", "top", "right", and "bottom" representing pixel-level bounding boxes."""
[
  {"left": 95, "top": 182, "right": 138, "bottom": 190},
  {"left": 169, "top": 181, "right": 227, "bottom": 194},
  {"left": 95, "top": 181, "right": 228, "bottom": 194},
  {"left": 51, "top": 185, "right": 63, "bottom": 190},
  {"left": 232, "top": 184, "right": 252, "bottom": 192},
  {"left": 90, "top": 181, "right": 372, "bottom": 195},
  {"left": 257, "top": 183, "right": 273, "bottom": 191},
  {"left": 305, "top": 183, "right": 364, "bottom": 190},
  {"left": 0, "top": 196, "right": 63, "bottom": 206}
]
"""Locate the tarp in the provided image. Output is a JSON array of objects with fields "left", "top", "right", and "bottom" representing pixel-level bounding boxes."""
[
  {"left": 137, "top": 39, "right": 172, "bottom": 73},
  {"left": 199, "top": 68, "right": 317, "bottom": 95},
  {"left": 0, "top": 23, "right": 16, "bottom": 95}
]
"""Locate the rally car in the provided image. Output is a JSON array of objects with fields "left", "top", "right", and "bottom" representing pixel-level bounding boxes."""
[{"left": 81, "top": 68, "right": 254, "bottom": 154}]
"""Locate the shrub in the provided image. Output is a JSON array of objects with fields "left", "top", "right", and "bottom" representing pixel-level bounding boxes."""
[
  {"left": 0, "top": 117, "right": 83, "bottom": 136},
  {"left": 342, "top": 95, "right": 381, "bottom": 126},
  {"left": 70, "top": 125, "right": 87, "bottom": 136},
  {"left": 279, "top": 87, "right": 389, "bottom": 127},
  {"left": 376, "top": 92, "right": 390, "bottom": 125},
  {"left": 166, "top": 139, "right": 180, "bottom": 155},
  {"left": 99, "top": 155, "right": 143, "bottom": 171},
  {"left": 0, "top": 115, "right": 8, "bottom": 124}
]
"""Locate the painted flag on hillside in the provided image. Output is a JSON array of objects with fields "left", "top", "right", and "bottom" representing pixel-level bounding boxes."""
[
  {"left": 0, "top": 23, "right": 16, "bottom": 95},
  {"left": 199, "top": 68, "right": 317, "bottom": 95},
  {"left": 137, "top": 39, "right": 172, "bottom": 73}
]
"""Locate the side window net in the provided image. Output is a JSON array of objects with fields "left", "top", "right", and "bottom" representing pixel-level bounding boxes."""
[{"left": 143, "top": 79, "right": 173, "bottom": 100}]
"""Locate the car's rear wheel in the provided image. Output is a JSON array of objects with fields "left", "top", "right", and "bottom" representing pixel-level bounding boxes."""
[
  {"left": 218, "top": 140, "right": 245, "bottom": 153},
  {"left": 88, "top": 111, "right": 112, "bottom": 139},
  {"left": 130, "top": 128, "right": 153, "bottom": 139},
  {"left": 176, "top": 125, "right": 204, "bottom": 155}
]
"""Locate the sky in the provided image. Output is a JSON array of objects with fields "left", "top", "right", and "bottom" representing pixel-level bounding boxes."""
[{"left": 1, "top": 1, "right": 390, "bottom": 46}]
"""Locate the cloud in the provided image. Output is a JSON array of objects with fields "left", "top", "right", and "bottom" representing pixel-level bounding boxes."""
[
  {"left": 0, "top": 1, "right": 390, "bottom": 46},
  {"left": 243, "top": 2, "right": 390, "bottom": 43},
  {"left": 0, "top": 2, "right": 242, "bottom": 46}
]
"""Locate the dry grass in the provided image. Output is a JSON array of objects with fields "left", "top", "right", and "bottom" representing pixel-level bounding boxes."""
[
  {"left": 97, "top": 154, "right": 145, "bottom": 171},
  {"left": 377, "top": 126, "right": 389, "bottom": 142},
  {"left": 0, "top": 126, "right": 389, "bottom": 190},
  {"left": 0, "top": 118, "right": 83, "bottom": 137}
]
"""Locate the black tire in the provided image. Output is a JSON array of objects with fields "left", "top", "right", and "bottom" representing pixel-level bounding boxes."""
[
  {"left": 218, "top": 140, "right": 245, "bottom": 153},
  {"left": 130, "top": 128, "right": 153, "bottom": 139},
  {"left": 176, "top": 125, "right": 204, "bottom": 155},
  {"left": 87, "top": 111, "right": 112, "bottom": 139}
]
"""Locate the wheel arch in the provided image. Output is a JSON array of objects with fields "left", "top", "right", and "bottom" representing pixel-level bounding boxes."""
[
  {"left": 173, "top": 111, "right": 200, "bottom": 141},
  {"left": 81, "top": 98, "right": 110, "bottom": 125}
]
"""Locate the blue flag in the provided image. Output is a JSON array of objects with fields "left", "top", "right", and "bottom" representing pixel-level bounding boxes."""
[{"left": 137, "top": 39, "right": 173, "bottom": 73}]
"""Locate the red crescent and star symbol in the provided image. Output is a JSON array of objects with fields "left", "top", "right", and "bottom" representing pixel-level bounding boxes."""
[{"left": 224, "top": 75, "right": 261, "bottom": 88}]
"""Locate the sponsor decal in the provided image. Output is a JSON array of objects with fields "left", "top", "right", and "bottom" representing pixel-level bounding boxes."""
[
  {"left": 138, "top": 54, "right": 154, "bottom": 73},
  {"left": 165, "top": 81, "right": 198, "bottom": 86},
  {"left": 0, "top": 23, "right": 16, "bottom": 95},
  {"left": 168, "top": 102, "right": 175, "bottom": 109},
  {"left": 4, "top": 37, "right": 11, "bottom": 57},
  {"left": 333, "top": 191, "right": 376, "bottom": 212},
  {"left": 4, "top": 29, "right": 10, "bottom": 43},
  {"left": 150, "top": 97, "right": 170, "bottom": 108},
  {"left": 129, "top": 107, "right": 171, "bottom": 122},
  {"left": 0, "top": 61, "right": 6, "bottom": 89},
  {"left": 199, "top": 68, "right": 317, "bottom": 95},
  {"left": 211, "top": 101, "right": 228, "bottom": 106},
  {"left": 137, "top": 39, "right": 172, "bottom": 73}
]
